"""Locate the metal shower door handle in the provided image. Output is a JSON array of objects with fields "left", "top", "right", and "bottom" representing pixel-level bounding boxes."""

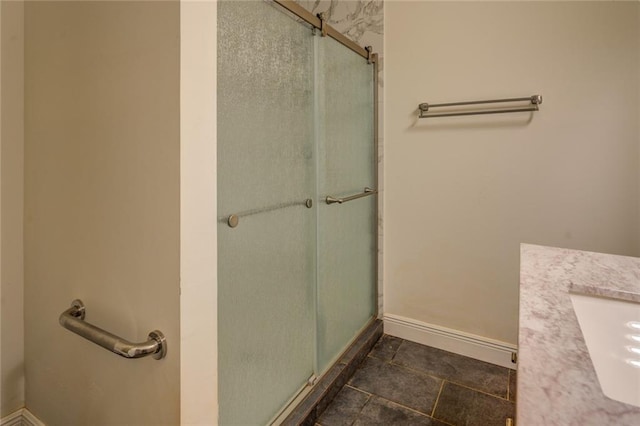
[
  {"left": 326, "top": 187, "right": 377, "bottom": 205},
  {"left": 59, "top": 299, "right": 167, "bottom": 360}
]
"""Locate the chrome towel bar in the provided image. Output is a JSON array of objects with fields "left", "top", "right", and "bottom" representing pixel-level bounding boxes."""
[
  {"left": 326, "top": 187, "right": 377, "bottom": 205},
  {"left": 418, "top": 95, "right": 542, "bottom": 118},
  {"left": 59, "top": 299, "right": 167, "bottom": 360}
]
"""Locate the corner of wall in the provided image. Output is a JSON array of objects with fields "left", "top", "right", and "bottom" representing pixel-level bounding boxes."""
[
  {"left": 0, "top": 0, "right": 25, "bottom": 418},
  {"left": 0, "top": 408, "right": 44, "bottom": 426},
  {"left": 637, "top": 0, "right": 640, "bottom": 258},
  {"left": 180, "top": 1, "right": 218, "bottom": 424}
]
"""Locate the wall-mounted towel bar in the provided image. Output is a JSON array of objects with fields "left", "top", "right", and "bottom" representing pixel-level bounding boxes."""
[
  {"left": 418, "top": 95, "right": 542, "bottom": 118},
  {"left": 326, "top": 187, "right": 377, "bottom": 205},
  {"left": 59, "top": 299, "right": 167, "bottom": 360}
]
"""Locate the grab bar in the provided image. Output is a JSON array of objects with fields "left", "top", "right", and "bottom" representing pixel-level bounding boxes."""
[
  {"left": 59, "top": 299, "right": 167, "bottom": 360},
  {"left": 326, "top": 187, "right": 377, "bottom": 205}
]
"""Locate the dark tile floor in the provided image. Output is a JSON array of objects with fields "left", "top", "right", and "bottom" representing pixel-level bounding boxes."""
[{"left": 316, "top": 335, "right": 516, "bottom": 426}]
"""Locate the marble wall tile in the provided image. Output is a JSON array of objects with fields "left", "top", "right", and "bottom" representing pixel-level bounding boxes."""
[{"left": 295, "top": 0, "right": 383, "bottom": 54}]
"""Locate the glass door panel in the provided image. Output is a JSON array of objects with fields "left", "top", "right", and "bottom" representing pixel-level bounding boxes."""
[
  {"left": 316, "top": 36, "right": 377, "bottom": 372},
  {"left": 217, "top": 1, "right": 316, "bottom": 424}
]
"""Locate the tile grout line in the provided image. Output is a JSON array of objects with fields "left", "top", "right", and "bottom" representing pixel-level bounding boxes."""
[
  {"left": 357, "top": 355, "right": 465, "bottom": 414},
  {"left": 316, "top": 385, "right": 371, "bottom": 426},
  {"left": 389, "top": 338, "right": 403, "bottom": 362},
  {"left": 431, "top": 379, "right": 445, "bottom": 418},
  {"left": 345, "top": 384, "right": 373, "bottom": 397},
  {"left": 388, "top": 359, "right": 512, "bottom": 402},
  {"left": 348, "top": 392, "right": 372, "bottom": 426},
  {"left": 357, "top": 365, "right": 514, "bottom": 423},
  {"left": 444, "top": 379, "right": 515, "bottom": 403},
  {"left": 347, "top": 368, "right": 445, "bottom": 423},
  {"left": 340, "top": 337, "right": 513, "bottom": 425},
  {"left": 361, "top": 392, "right": 454, "bottom": 424}
]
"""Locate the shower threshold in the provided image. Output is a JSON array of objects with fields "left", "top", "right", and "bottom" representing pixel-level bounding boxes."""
[{"left": 276, "top": 319, "right": 383, "bottom": 426}]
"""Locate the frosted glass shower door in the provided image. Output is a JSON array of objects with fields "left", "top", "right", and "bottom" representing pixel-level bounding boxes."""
[
  {"left": 217, "top": 2, "right": 316, "bottom": 425},
  {"left": 316, "top": 37, "right": 377, "bottom": 372}
]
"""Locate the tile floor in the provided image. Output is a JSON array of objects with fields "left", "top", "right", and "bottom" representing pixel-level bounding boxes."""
[{"left": 316, "top": 335, "right": 516, "bottom": 426}]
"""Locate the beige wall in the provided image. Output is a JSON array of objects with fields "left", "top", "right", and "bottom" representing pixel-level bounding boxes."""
[
  {"left": 24, "top": 2, "right": 180, "bottom": 424},
  {"left": 0, "top": 0, "right": 25, "bottom": 418},
  {"left": 385, "top": 1, "right": 640, "bottom": 345}
]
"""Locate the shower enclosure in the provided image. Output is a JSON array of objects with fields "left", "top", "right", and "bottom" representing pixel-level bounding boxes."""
[{"left": 217, "top": 1, "right": 378, "bottom": 424}]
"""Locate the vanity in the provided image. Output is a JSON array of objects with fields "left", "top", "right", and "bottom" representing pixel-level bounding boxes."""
[{"left": 518, "top": 244, "right": 640, "bottom": 425}]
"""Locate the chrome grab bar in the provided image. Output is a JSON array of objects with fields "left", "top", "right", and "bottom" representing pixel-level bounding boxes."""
[
  {"left": 59, "top": 299, "right": 167, "bottom": 360},
  {"left": 326, "top": 187, "right": 377, "bottom": 205}
]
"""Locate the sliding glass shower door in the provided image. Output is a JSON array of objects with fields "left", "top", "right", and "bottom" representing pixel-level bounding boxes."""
[
  {"left": 217, "top": 1, "right": 376, "bottom": 424},
  {"left": 316, "top": 36, "right": 377, "bottom": 372},
  {"left": 218, "top": 2, "right": 316, "bottom": 425}
]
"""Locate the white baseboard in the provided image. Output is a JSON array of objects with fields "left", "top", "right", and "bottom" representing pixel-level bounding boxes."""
[
  {"left": 383, "top": 314, "right": 517, "bottom": 370},
  {"left": 21, "top": 409, "right": 43, "bottom": 426},
  {"left": 1, "top": 409, "right": 45, "bottom": 426}
]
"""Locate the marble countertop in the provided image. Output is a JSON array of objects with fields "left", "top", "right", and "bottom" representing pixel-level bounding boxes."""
[{"left": 518, "top": 244, "right": 640, "bottom": 425}]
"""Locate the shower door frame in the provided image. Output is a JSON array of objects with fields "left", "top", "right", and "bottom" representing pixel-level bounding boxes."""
[{"left": 267, "top": 0, "right": 380, "bottom": 423}]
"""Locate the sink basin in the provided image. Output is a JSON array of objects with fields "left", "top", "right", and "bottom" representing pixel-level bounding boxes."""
[{"left": 570, "top": 292, "right": 640, "bottom": 407}]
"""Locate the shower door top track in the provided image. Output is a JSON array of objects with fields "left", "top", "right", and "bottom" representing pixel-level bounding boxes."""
[{"left": 273, "top": 0, "right": 378, "bottom": 64}]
